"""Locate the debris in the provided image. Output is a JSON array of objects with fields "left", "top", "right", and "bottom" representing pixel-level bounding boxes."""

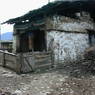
[{"left": 14, "top": 90, "right": 22, "bottom": 95}]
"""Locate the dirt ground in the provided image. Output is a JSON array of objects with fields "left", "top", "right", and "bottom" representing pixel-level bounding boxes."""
[{"left": 0, "top": 61, "right": 95, "bottom": 95}]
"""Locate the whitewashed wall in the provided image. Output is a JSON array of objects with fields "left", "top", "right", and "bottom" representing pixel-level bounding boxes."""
[
  {"left": 46, "top": 15, "right": 95, "bottom": 32},
  {"left": 46, "top": 15, "right": 95, "bottom": 63},
  {"left": 47, "top": 31, "right": 89, "bottom": 63}
]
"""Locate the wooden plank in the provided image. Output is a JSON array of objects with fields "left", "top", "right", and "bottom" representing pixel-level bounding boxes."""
[{"left": 5, "top": 59, "right": 15, "bottom": 63}]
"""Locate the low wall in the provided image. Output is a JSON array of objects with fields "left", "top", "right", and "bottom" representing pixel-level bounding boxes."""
[
  {"left": 20, "top": 52, "right": 53, "bottom": 73},
  {"left": 0, "top": 51, "right": 53, "bottom": 73},
  {"left": 0, "top": 50, "right": 19, "bottom": 72},
  {"left": 0, "top": 51, "right": 32, "bottom": 73},
  {"left": 4, "top": 53, "right": 18, "bottom": 71}
]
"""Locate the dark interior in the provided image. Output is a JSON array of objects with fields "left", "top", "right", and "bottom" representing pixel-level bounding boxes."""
[
  {"left": 19, "top": 30, "right": 46, "bottom": 52},
  {"left": 33, "top": 30, "right": 46, "bottom": 51},
  {"left": 20, "top": 33, "right": 29, "bottom": 52},
  {"left": 88, "top": 30, "right": 95, "bottom": 46}
]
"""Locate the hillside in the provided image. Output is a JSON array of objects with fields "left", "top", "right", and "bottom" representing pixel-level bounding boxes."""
[{"left": 1, "top": 32, "right": 13, "bottom": 41}]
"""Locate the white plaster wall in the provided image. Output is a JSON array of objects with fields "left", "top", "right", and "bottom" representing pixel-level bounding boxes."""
[
  {"left": 47, "top": 31, "right": 89, "bottom": 62},
  {"left": 58, "top": 22, "right": 94, "bottom": 32},
  {"left": 51, "top": 16, "right": 95, "bottom": 32}
]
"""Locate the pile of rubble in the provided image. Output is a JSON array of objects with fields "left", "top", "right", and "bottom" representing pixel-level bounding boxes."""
[
  {"left": 0, "top": 89, "right": 17, "bottom": 95},
  {"left": 47, "top": 76, "right": 95, "bottom": 95}
]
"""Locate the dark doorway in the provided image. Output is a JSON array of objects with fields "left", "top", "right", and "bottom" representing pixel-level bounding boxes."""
[
  {"left": 33, "top": 30, "right": 46, "bottom": 51},
  {"left": 20, "top": 33, "right": 29, "bottom": 52},
  {"left": 19, "top": 30, "right": 46, "bottom": 52},
  {"left": 88, "top": 30, "right": 95, "bottom": 46}
]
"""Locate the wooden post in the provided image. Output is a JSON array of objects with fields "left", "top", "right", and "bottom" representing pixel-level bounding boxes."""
[
  {"left": 29, "top": 35, "right": 32, "bottom": 51},
  {"left": 3, "top": 51, "right": 6, "bottom": 67},
  {"left": 16, "top": 35, "right": 20, "bottom": 52},
  {"left": 28, "top": 34, "right": 34, "bottom": 51},
  {"left": 16, "top": 53, "right": 22, "bottom": 74}
]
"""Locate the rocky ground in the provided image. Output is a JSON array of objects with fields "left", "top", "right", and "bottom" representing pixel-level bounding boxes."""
[{"left": 0, "top": 61, "right": 95, "bottom": 95}]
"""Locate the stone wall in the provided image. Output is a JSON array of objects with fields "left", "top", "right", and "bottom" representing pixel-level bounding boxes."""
[
  {"left": 46, "top": 15, "right": 95, "bottom": 63},
  {"left": 46, "top": 15, "right": 95, "bottom": 32},
  {"left": 47, "top": 31, "right": 89, "bottom": 63}
]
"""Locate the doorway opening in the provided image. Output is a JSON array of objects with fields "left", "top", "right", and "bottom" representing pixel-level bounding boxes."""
[{"left": 33, "top": 30, "right": 47, "bottom": 51}]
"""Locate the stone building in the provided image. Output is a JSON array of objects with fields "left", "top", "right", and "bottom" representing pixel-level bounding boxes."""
[{"left": 3, "top": 0, "right": 95, "bottom": 63}]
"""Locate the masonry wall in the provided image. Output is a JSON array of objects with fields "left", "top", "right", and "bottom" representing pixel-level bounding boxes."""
[
  {"left": 46, "top": 14, "right": 95, "bottom": 63},
  {"left": 47, "top": 31, "right": 89, "bottom": 63}
]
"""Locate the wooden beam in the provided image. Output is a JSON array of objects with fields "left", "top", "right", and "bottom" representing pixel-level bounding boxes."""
[
  {"left": 46, "top": 29, "right": 88, "bottom": 34},
  {"left": 28, "top": 35, "right": 33, "bottom": 51}
]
